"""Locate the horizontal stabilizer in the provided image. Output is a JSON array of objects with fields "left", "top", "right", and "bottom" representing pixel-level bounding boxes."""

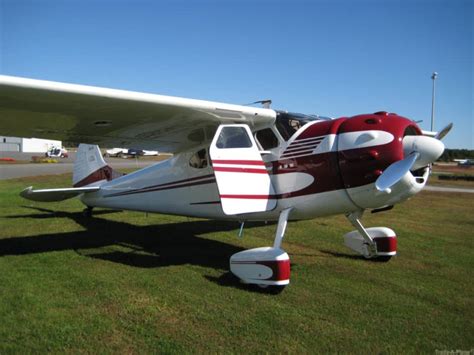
[{"left": 20, "top": 186, "right": 100, "bottom": 202}]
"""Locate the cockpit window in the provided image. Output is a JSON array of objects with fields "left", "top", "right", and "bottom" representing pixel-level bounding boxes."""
[
  {"left": 275, "top": 119, "right": 293, "bottom": 141},
  {"left": 189, "top": 148, "right": 208, "bottom": 169},
  {"left": 216, "top": 126, "right": 253, "bottom": 149},
  {"left": 255, "top": 128, "right": 279, "bottom": 150},
  {"left": 276, "top": 111, "right": 320, "bottom": 141}
]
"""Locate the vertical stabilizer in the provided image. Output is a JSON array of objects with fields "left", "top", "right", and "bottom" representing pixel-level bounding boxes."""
[{"left": 73, "top": 144, "right": 123, "bottom": 187}]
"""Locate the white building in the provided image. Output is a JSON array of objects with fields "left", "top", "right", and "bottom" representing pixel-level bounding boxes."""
[{"left": 0, "top": 136, "right": 62, "bottom": 153}]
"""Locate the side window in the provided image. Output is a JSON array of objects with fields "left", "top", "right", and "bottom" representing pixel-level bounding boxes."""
[
  {"left": 276, "top": 118, "right": 302, "bottom": 141},
  {"left": 189, "top": 149, "right": 208, "bottom": 169},
  {"left": 216, "top": 126, "right": 253, "bottom": 149},
  {"left": 255, "top": 128, "right": 279, "bottom": 150}
]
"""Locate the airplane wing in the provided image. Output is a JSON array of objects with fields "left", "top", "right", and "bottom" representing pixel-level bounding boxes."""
[
  {"left": 20, "top": 186, "right": 100, "bottom": 202},
  {"left": 0, "top": 75, "right": 276, "bottom": 153}
]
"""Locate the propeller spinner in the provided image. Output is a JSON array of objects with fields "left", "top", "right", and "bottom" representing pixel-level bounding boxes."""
[{"left": 375, "top": 122, "right": 452, "bottom": 192}]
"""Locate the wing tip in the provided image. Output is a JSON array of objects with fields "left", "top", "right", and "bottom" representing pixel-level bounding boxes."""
[{"left": 20, "top": 186, "right": 34, "bottom": 200}]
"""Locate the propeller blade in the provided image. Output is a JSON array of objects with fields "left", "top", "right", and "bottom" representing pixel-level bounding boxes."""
[
  {"left": 403, "top": 135, "right": 445, "bottom": 170},
  {"left": 375, "top": 152, "right": 419, "bottom": 192},
  {"left": 435, "top": 122, "right": 453, "bottom": 140}
]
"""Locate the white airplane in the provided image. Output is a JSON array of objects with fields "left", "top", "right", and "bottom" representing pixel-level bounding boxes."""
[
  {"left": 105, "top": 147, "right": 159, "bottom": 158},
  {"left": 453, "top": 159, "right": 474, "bottom": 166},
  {"left": 0, "top": 75, "right": 452, "bottom": 292}
]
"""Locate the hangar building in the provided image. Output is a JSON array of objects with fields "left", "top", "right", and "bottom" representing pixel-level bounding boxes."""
[{"left": 0, "top": 136, "right": 62, "bottom": 153}]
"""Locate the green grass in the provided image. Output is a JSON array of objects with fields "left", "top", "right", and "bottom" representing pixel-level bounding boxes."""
[
  {"left": 0, "top": 174, "right": 473, "bottom": 353},
  {"left": 430, "top": 165, "right": 474, "bottom": 188}
]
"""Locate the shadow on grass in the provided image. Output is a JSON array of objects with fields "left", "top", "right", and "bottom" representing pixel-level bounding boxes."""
[
  {"left": 205, "top": 273, "right": 286, "bottom": 294},
  {"left": 2, "top": 206, "right": 289, "bottom": 292},
  {"left": 2, "top": 206, "right": 254, "bottom": 272},
  {"left": 318, "top": 249, "right": 367, "bottom": 261},
  {"left": 319, "top": 249, "right": 393, "bottom": 262}
]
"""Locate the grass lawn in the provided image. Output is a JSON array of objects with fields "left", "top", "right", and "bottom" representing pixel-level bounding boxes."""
[
  {"left": 431, "top": 164, "right": 474, "bottom": 188},
  {"left": 428, "top": 177, "right": 474, "bottom": 188},
  {"left": 0, "top": 173, "right": 472, "bottom": 352}
]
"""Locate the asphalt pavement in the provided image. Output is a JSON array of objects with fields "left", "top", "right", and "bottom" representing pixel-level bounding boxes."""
[
  {"left": 423, "top": 185, "right": 474, "bottom": 194},
  {"left": 0, "top": 158, "right": 157, "bottom": 180}
]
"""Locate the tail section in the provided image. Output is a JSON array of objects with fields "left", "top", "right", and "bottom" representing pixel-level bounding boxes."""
[{"left": 73, "top": 144, "right": 124, "bottom": 187}]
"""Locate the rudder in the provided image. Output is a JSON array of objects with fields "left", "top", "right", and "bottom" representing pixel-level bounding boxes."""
[{"left": 73, "top": 144, "right": 123, "bottom": 187}]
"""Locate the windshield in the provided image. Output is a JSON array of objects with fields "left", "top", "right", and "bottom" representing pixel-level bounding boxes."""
[{"left": 275, "top": 111, "right": 325, "bottom": 141}]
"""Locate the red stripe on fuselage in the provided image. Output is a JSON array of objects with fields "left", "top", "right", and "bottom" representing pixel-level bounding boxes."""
[
  {"left": 104, "top": 175, "right": 216, "bottom": 198},
  {"left": 213, "top": 167, "right": 268, "bottom": 174},
  {"left": 212, "top": 159, "right": 265, "bottom": 166}
]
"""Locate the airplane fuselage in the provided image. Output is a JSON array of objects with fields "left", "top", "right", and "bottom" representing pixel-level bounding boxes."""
[{"left": 81, "top": 112, "right": 428, "bottom": 221}]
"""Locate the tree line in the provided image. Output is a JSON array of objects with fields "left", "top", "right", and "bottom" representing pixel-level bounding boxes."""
[{"left": 439, "top": 149, "right": 474, "bottom": 162}]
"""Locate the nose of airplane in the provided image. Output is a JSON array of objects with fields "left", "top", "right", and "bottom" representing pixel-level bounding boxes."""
[{"left": 402, "top": 135, "right": 445, "bottom": 170}]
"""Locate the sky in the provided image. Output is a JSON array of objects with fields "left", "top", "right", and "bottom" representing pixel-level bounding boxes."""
[{"left": 1, "top": 0, "right": 472, "bottom": 149}]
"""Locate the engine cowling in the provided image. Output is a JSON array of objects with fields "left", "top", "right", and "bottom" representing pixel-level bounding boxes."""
[{"left": 336, "top": 112, "right": 434, "bottom": 209}]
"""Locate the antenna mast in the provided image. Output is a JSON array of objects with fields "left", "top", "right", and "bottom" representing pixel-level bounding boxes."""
[{"left": 430, "top": 72, "right": 438, "bottom": 131}]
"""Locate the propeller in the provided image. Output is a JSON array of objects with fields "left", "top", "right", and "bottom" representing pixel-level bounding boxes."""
[
  {"left": 375, "top": 152, "right": 419, "bottom": 193},
  {"left": 375, "top": 121, "right": 453, "bottom": 193},
  {"left": 435, "top": 122, "right": 453, "bottom": 140}
]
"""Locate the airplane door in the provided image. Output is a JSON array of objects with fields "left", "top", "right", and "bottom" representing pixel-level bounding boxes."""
[{"left": 209, "top": 124, "right": 277, "bottom": 215}]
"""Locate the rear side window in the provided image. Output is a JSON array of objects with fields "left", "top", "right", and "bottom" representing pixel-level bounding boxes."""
[
  {"left": 255, "top": 128, "right": 279, "bottom": 150},
  {"left": 189, "top": 149, "right": 208, "bottom": 169},
  {"left": 216, "top": 127, "right": 253, "bottom": 149}
]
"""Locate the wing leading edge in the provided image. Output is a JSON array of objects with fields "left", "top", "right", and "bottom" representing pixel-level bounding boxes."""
[{"left": 0, "top": 75, "right": 276, "bottom": 153}]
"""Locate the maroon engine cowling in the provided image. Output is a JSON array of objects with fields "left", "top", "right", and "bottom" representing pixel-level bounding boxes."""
[{"left": 337, "top": 111, "right": 421, "bottom": 189}]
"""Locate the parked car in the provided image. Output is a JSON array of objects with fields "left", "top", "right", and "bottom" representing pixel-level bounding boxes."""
[
  {"left": 45, "top": 147, "right": 68, "bottom": 158},
  {"left": 104, "top": 148, "right": 129, "bottom": 157}
]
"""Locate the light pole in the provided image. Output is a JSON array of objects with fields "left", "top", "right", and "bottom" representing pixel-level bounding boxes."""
[{"left": 430, "top": 72, "right": 438, "bottom": 131}]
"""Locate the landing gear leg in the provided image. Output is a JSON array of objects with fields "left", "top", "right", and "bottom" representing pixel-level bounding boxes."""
[
  {"left": 273, "top": 208, "right": 292, "bottom": 249},
  {"left": 230, "top": 208, "right": 293, "bottom": 292},
  {"left": 83, "top": 206, "right": 94, "bottom": 218},
  {"left": 344, "top": 211, "right": 396, "bottom": 261}
]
